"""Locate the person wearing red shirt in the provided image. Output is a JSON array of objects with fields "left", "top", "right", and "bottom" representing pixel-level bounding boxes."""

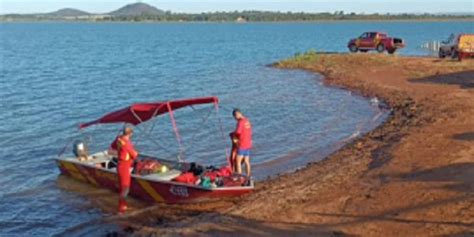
[
  {"left": 110, "top": 126, "right": 138, "bottom": 213},
  {"left": 232, "top": 108, "right": 253, "bottom": 177}
]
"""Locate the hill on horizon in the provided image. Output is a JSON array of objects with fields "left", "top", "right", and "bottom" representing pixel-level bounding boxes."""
[
  {"left": 46, "top": 8, "right": 91, "bottom": 17},
  {"left": 108, "top": 2, "right": 165, "bottom": 16}
]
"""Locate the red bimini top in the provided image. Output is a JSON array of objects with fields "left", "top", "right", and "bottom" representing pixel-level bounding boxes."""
[{"left": 79, "top": 96, "right": 218, "bottom": 129}]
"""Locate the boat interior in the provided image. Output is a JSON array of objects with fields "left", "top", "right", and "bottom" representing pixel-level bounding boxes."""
[
  {"left": 60, "top": 149, "right": 254, "bottom": 189},
  {"left": 60, "top": 141, "right": 253, "bottom": 188},
  {"left": 64, "top": 151, "right": 186, "bottom": 182}
]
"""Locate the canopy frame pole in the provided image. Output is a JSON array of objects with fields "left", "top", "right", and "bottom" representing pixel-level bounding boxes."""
[
  {"left": 147, "top": 104, "right": 165, "bottom": 137},
  {"left": 129, "top": 107, "right": 146, "bottom": 147},
  {"left": 214, "top": 100, "right": 231, "bottom": 167},
  {"left": 130, "top": 107, "right": 144, "bottom": 124},
  {"left": 182, "top": 106, "right": 215, "bottom": 152},
  {"left": 167, "top": 102, "right": 184, "bottom": 162},
  {"left": 133, "top": 124, "right": 177, "bottom": 156},
  {"left": 129, "top": 105, "right": 178, "bottom": 157}
]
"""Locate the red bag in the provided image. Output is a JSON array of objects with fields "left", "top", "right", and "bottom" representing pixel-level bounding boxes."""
[
  {"left": 203, "top": 166, "right": 233, "bottom": 182},
  {"left": 204, "top": 171, "right": 219, "bottom": 182},
  {"left": 135, "top": 159, "right": 161, "bottom": 175},
  {"left": 217, "top": 166, "right": 232, "bottom": 177},
  {"left": 172, "top": 172, "right": 198, "bottom": 184}
]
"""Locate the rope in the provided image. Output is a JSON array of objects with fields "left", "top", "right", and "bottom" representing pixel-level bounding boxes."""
[
  {"left": 215, "top": 102, "right": 231, "bottom": 165},
  {"left": 133, "top": 125, "right": 177, "bottom": 155},
  {"left": 57, "top": 137, "right": 74, "bottom": 158},
  {"left": 167, "top": 102, "right": 184, "bottom": 162},
  {"left": 147, "top": 104, "right": 165, "bottom": 135},
  {"left": 128, "top": 104, "right": 182, "bottom": 160},
  {"left": 181, "top": 106, "right": 215, "bottom": 154}
]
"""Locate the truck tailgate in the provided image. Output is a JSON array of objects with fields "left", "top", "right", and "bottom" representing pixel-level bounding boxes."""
[
  {"left": 393, "top": 38, "right": 404, "bottom": 47},
  {"left": 459, "top": 34, "right": 474, "bottom": 52}
]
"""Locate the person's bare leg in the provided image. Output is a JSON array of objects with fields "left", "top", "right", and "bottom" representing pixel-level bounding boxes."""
[
  {"left": 231, "top": 149, "right": 237, "bottom": 172},
  {"left": 236, "top": 155, "right": 243, "bottom": 174},
  {"left": 244, "top": 156, "right": 251, "bottom": 177}
]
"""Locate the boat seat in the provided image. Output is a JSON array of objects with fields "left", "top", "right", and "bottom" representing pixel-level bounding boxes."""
[{"left": 142, "top": 169, "right": 181, "bottom": 181}]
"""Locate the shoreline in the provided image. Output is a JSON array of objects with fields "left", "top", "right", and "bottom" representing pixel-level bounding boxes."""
[
  {"left": 115, "top": 53, "right": 473, "bottom": 236},
  {"left": 241, "top": 53, "right": 473, "bottom": 236},
  {"left": 250, "top": 68, "right": 389, "bottom": 181}
]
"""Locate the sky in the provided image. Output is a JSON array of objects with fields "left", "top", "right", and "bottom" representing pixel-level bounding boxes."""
[{"left": 0, "top": 0, "right": 473, "bottom": 14}]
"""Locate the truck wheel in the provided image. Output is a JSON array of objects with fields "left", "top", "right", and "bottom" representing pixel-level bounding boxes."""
[
  {"left": 349, "top": 44, "right": 358, "bottom": 53},
  {"left": 376, "top": 44, "right": 385, "bottom": 53},
  {"left": 388, "top": 49, "right": 396, "bottom": 54},
  {"left": 438, "top": 51, "right": 446, "bottom": 59},
  {"left": 452, "top": 51, "right": 458, "bottom": 59}
]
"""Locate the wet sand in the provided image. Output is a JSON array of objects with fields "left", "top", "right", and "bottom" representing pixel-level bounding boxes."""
[{"left": 114, "top": 54, "right": 474, "bottom": 236}]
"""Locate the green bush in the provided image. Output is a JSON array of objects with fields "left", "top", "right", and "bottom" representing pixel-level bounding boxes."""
[{"left": 292, "top": 49, "right": 319, "bottom": 63}]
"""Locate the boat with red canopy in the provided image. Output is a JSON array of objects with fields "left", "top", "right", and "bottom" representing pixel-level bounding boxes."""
[{"left": 55, "top": 96, "right": 253, "bottom": 204}]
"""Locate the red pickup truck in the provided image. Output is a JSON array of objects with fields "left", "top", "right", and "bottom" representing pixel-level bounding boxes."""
[{"left": 348, "top": 32, "right": 405, "bottom": 54}]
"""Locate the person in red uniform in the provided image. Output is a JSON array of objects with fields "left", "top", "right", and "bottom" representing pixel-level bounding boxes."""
[
  {"left": 110, "top": 126, "right": 138, "bottom": 213},
  {"left": 232, "top": 108, "right": 253, "bottom": 177}
]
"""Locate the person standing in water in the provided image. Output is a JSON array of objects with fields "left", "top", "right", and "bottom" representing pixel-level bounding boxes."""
[
  {"left": 110, "top": 126, "right": 139, "bottom": 214},
  {"left": 232, "top": 108, "right": 253, "bottom": 177}
]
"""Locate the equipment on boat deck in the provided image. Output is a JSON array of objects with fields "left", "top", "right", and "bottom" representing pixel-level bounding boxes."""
[{"left": 72, "top": 140, "right": 89, "bottom": 161}]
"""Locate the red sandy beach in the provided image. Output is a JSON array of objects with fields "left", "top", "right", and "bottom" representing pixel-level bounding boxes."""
[{"left": 106, "top": 53, "right": 474, "bottom": 236}]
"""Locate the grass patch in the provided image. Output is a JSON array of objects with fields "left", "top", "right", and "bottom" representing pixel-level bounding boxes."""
[
  {"left": 276, "top": 49, "right": 321, "bottom": 68},
  {"left": 408, "top": 70, "right": 429, "bottom": 79},
  {"left": 291, "top": 49, "right": 320, "bottom": 63}
]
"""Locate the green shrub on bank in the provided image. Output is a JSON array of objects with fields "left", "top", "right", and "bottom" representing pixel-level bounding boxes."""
[
  {"left": 292, "top": 49, "right": 320, "bottom": 63},
  {"left": 274, "top": 49, "right": 320, "bottom": 68}
]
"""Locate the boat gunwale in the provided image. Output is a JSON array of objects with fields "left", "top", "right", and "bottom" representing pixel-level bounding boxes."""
[{"left": 55, "top": 156, "right": 255, "bottom": 191}]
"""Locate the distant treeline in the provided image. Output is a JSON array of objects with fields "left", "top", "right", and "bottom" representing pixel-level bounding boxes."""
[
  {"left": 2, "top": 11, "right": 473, "bottom": 22},
  {"left": 113, "top": 11, "right": 473, "bottom": 21}
]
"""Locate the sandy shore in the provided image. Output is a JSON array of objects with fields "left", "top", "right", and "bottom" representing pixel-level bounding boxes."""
[{"left": 116, "top": 54, "right": 474, "bottom": 236}]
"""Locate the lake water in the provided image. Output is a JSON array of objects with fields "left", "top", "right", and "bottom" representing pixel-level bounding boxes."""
[{"left": 0, "top": 22, "right": 472, "bottom": 236}]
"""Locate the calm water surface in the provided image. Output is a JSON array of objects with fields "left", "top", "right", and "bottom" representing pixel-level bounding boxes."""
[{"left": 0, "top": 22, "right": 472, "bottom": 236}]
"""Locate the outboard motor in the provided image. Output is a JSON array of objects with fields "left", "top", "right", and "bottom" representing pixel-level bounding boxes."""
[{"left": 73, "top": 140, "right": 89, "bottom": 161}]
